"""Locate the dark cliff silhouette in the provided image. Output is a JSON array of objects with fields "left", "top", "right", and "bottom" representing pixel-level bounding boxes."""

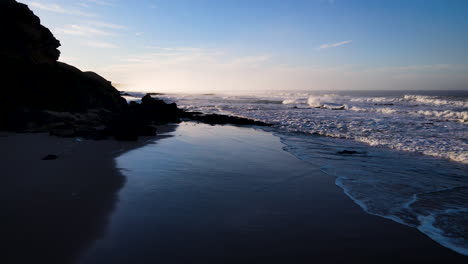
[
  {"left": 0, "top": 0, "right": 133, "bottom": 138},
  {"left": 0, "top": 1, "right": 267, "bottom": 141}
]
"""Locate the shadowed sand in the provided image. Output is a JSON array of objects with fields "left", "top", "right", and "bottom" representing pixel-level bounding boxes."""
[
  {"left": 0, "top": 126, "right": 175, "bottom": 264},
  {"left": 80, "top": 123, "right": 467, "bottom": 264}
]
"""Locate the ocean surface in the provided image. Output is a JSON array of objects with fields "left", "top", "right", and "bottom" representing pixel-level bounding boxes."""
[
  {"left": 124, "top": 90, "right": 468, "bottom": 255},
  {"left": 157, "top": 90, "right": 468, "bottom": 164}
]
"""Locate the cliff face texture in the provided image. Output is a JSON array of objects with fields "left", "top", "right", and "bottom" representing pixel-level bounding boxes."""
[{"left": 0, "top": 0, "right": 127, "bottom": 131}]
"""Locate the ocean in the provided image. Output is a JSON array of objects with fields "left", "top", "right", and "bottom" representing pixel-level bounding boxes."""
[
  {"left": 159, "top": 90, "right": 467, "bottom": 164},
  {"left": 125, "top": 90, "right": 468, "bottom": 255}
]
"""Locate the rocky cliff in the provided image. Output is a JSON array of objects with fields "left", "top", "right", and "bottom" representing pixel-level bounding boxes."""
[
  {"left": 0, "top": 0, "right": 128, "bottom": 133},
  {"left": 0, "top": 0, "right": 268, "bottom": 140}
]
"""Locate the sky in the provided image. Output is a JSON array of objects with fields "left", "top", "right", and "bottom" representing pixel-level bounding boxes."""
[{"left": 22, "top": 0, "right": 468, "bottom": 93}]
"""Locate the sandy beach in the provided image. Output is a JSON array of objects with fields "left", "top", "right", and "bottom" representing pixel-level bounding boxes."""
[{"left": 0, "top": 128, "right": 173, "bottom": 264}]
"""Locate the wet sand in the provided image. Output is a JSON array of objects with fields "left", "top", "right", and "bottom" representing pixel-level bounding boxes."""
[
  {"left": 79, "top": 123, "right": 467, "bottom": 264},
  {"left": 0, "top": 128, "right": 173, "bottom": 264}
]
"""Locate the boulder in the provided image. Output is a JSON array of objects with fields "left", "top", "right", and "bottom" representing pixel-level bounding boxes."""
[{"left": 41, "top": 154, "right": 58, "bottom": 160}]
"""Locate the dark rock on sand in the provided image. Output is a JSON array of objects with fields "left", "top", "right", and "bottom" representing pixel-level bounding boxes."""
[
  {"left": 41, "top": 154, "right": 58, "bottom": 160},
  {"left": 185, "top": 112, "right": 270, "bottom": 126},
  {"left": 337, "top": 150, "right": 361, "bottom": 155},
  {"left": 140, "top": 94, "right": 183, "bottom": 123},
  {"left": 108, "top": 94, "right": 182, "bottom": 140}
]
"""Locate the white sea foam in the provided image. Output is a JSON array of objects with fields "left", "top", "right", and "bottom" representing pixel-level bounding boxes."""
[
  {"left": 413, "top": 110, "right": 468, "bottom": 122},
  {"left": 306, "top": 94, "right": 343, "bottom": 107},
  {"left": 349, "top": 106, "right": 397, "bottom": 114},
  {"left": 350, "top": 94, "right": 468, "bottom": 107},
  {"left": 418, "top": 208, "right": 468, "bottom": 256},
  {"left": 404, "top": 95, "right": 468, "bottom": 107},
  {"left": 282, "top": 99, "right": 300, "bottom": 104},
  {"left": 160, "top": 91, "right": 468, "bottom": 165}
]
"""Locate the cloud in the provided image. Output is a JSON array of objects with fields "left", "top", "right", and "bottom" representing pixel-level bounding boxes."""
[
  {"left": 54, "top": 24, "right": 114, "bottom": 36},
  {"left": 319, "top": 40, "right": 352, "bottom": 49},
  {"left": 144, "top": 46, "right": 203, "bottom": 52},
  {"left": 53, "top": 20, "right": 126, "bottom": 38},
  {"left": 150, "top": 4, "right": 157, "bottom": 9},
  {"left": 27, "top": 2, "right": 95, "bottom": 17},
  {"left": 84, "top": 41, "right": 119, "bottom": 48},
  {"left": 84, "top": 0, "right": 114, "bottom": 6},
  {"left": 84, "top": 20, "right": 127, "bottom": 30}
]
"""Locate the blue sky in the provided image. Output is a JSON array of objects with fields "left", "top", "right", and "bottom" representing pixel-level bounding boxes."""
[{"left": 23, "top": 0, "right": 468, "bottom": 92}]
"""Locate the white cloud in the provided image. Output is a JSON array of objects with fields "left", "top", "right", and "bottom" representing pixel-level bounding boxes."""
[
  {"left": 150, "top": 4, "right": 157, "bottom": 9},
  {"left": 54, "top": 24, "right": 114, "bottom": 36},
  {"left": 85, "top": 20, "right": 127, "bottom": 30},
  {"left": 319, "top": 40, "right": 352, "bottom": 49},
  {"left": 84, "top": 41, "right": 119, "bottom": 48},
  {"left": 27, "top": 2, "right": 95, "bottom": 17},
  {"left": 84, "top": 0, "right": 114, "bottom": 6},
  {"left": 144, "top": 46, "right": 203, "bottom": 52},
  {"left": 53, "top": 20, "right": 127, "bottom": 39}
]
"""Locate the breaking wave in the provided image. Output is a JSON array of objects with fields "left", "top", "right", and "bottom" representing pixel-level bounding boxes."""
[{"left": 161, "top": 91, "right": 467, "bottom": 164}]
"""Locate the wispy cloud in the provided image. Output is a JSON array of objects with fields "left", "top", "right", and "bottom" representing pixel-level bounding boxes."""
[
  {"left": 84, "top": 41, "right": 119, "bottom": 49},
  {"left": 319, "top": 40, "right": 352, "bottom": 49},
  {"left": 84, "top": 0, "right": 115, "bottom": 6},
  {"left": 28, "top": 2, "right": 95, "bottom": 17},
  {"left": 144, "top": 46, "right": 203, "bottom": 53},
  {"left": 85, "top": 20, "right": 127, "bottom": 30},
  {"left": 55, "top": 24, "right": 114, "bottom": 36},
  {"left": 53, "top": 20, "right": 126, "bottom": 38}
]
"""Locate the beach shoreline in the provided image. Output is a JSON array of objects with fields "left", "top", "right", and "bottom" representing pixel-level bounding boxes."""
[{"left": 80, "top": 123, "right": 466, "bottom": 263}]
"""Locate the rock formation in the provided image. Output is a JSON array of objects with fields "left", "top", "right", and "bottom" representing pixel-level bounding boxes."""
[{"left": 0, "top": 0, "right": 269, "bottom": 140}]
